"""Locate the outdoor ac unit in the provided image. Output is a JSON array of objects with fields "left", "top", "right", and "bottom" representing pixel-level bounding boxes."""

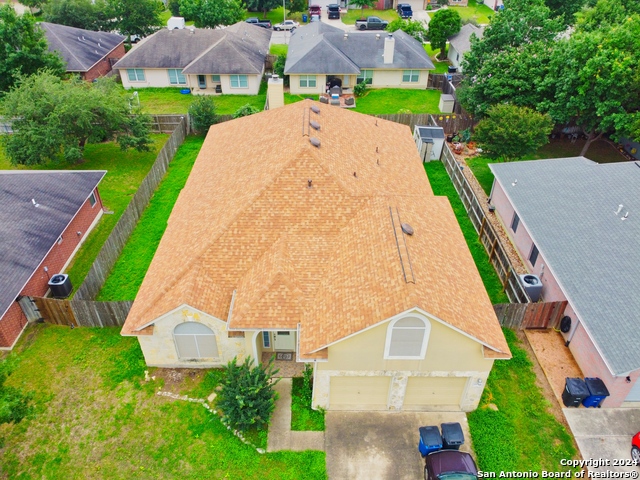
[
  {"left": 48, "top": 274, "right": 73, "bottom": 298},
  {"left": 519, "top": 274, "right": 542, "bottom": 302}
]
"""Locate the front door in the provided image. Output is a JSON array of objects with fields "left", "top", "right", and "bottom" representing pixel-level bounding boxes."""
[
  {"left": 198, "top": 75, "right": 206, "bottom": 89},
  {"left": 273, "top": 331, "right": 296, "bottom": 351}
]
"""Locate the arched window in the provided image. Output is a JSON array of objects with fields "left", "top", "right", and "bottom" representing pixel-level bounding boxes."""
[
  {"left": 174, "top": 322, "right": 219, "bottom": 359},
  {"left": 384, "top": 316, "right": 430, "bottom": 359}
]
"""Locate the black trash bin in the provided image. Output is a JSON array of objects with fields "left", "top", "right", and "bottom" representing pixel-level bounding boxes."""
[
  {"left": 448, "top": 66, "right": 457, "bottom": 74},
  {"left": 562, "top": 377, "right": 589, "bottom": 407},
  {"left": 582, "top": 377, "right": 610, "bottom": 408},
  {"left": 418, "top": 426, "right": 442, "bottom": 456},
  {"left": 441, "top": 422, "right": 464, "bottom": 450}
]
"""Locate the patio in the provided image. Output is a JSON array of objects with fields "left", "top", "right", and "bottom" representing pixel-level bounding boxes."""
[
  {"left": 261, "top": 352, "right": 305, "bottom": 378},
  {"left": 319, "top": 93, "right": 356, "bottom": 108}
]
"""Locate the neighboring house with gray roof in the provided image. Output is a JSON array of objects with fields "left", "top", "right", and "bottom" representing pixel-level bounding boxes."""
[
  {"left": 0, "top": 171, "right": 105, "bottom": 350},
  {"left": 447, "top": 23, "right": 483, "bottom": 72},
  {"left": 284, "top": 22, "right": 434, "bottom": 95},
  {"left": 489, "top": 157, "right": 640, "bottom": 407},
  {"left": 113, "top": 23, "right": 271, "bottom": 95},
  {"left": 40, "top": 22, "right": 125, "bottom": 82}
]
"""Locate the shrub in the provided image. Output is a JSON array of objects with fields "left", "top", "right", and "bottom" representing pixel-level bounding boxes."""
[
  {"left": 273, "top": 54, "right": 289, "bottom": 87},
  {"left": 353, "top": 81, "right": 368, "bottom": 97},
  {"left": 216, "top": 356, "right": 279, "bottom": 432},
  {"left": 0, "top": 359, "right": 31, "bottom": 424},
  {"left": 233, "top": 104, "right": 260, "bottom": 118},
  {"left": 188, "top": 96, "right": 218, "bottom": 135},
  {"left": 168, "top": 0, "right": 181, "bottom": 16},
  {"left": 386, "top": 18, "right": 428, "bottom": 43}
]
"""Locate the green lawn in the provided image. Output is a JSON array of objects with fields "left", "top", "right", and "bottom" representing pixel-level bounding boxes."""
[
  {"left": 0, "top": 136, "right": 168, "bottom": 291},
  {"left": 97, "top": 136, "right": 204, "bottom": 301},
  {"left": 440, "top": 0, "right": 494, "bottom": 24},
  {"left": 424, "top": 43, "right": 450, "bottom": 73},
  {"left": 0, "top": 325, "right": 327, "bottom": 479},
  {"left": 424, "top": 161, "right": 507, "bottom": 304},
  {"left": 468, "top": 329, "right": 577, "bottom": 472},
  {"left": 354, "top": 88, "right": 441, "bottom": 115},
  {"left": 341, "top": 8, "right": 399, "bottom": 25},
  {"left": 270, "top": 44, "right": 288, "bottom": 56},
  {"left": 245, "top": 7, "right": 305, "bottom": 25},
  {"left": 291, "top": 378, "right": 325, "bottom": 431},
  {"left": 467, "top": 138, "right": 628, "bottom": 195}
]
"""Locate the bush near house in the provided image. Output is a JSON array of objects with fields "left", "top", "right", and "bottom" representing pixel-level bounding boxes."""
[{"left": 291, "top": 364, "right": 325, "bottom": 431}]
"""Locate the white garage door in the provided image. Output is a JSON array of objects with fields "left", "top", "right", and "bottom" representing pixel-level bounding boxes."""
[
  {"left": 330, "top": 376, "right": 391, "bottom": 410},
  {"left": 403, "top": 377, "right": 467, "bottom": 410}
]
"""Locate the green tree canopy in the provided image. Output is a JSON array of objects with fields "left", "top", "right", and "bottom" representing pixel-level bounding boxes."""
[
  {"left": 2, "top": 72, "right": 152, "bottom": 165},
  {"left": 107, "top": 0, "right": 163, "bottom": 40},
  {"left": 43, "top": 0, "right": 111, "bottom": 31},
  {"left": 544, "top": 0, "right": 588, "bottom": 25},
  {"left": 286, "top": 0, "right": 307, "bottom": 15},
  {"left": 386, "top": 18, "right": 428, "bottom": 42},
  {"left": 473, "top": 104, "right": 553, "bottom": 161},
  {"left": 246, "top": 0, "right": 280, "bottom": 16},
  {"left": 179, "top": 0, "right": 244, "bottom": 28},
  {"left": 349, "top": 0, "right": 376, "bottom": 17},
  {"left": 427, "top": 9, "right": 461, "bottom": 59},
  {"left": 0, "top": 5, "right": 65, "bottom": 93},
  {"left": 577, "top": 0, "right": 640, "bottom": 31}
]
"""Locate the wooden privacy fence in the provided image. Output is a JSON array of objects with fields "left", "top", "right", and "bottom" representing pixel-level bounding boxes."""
[
  {"left": 494, "top": 301, "right": 568, "bottom": 330},
  {"left": 431, "top": 115, "right": 530, "bottom": 303},
  {"left": 373, "top": 113, "right": 474, "bottom": 135},
  {"left": 74, "top": 116, "right": 188, "bottom": 300},
  {"left": 28, "top": 297, "right": 132, "bottom": 327},
  {"left": 148, "top": 114, "right": 188, "bottom": 133}
]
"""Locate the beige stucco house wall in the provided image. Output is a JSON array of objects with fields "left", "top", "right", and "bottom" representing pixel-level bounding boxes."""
[
  {"left": 120, "top": 69, "right": 263, "bottom": 95},
  {"left": 120, "top": 68, "right": 179, "bottom": 89},
  {"left": 288, "top": 69, "right": 429, "bottom": 95}
]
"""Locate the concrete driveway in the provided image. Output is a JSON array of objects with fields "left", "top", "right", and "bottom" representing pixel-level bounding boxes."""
[
  {"left": 563, "top": 408, "right": 640, "bottom": 473},
  {"left": 325, "top": 411, "right": 472, "bottom": 480}
]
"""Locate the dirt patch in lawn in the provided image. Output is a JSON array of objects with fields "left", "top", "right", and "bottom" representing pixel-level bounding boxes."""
[{"left": 152, "top": 368, "right": 206, "bottom": 393}]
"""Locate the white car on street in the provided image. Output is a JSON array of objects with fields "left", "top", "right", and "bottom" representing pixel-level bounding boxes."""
[{"left": 273, "top": 20, "right": 299, "bottom": 31}]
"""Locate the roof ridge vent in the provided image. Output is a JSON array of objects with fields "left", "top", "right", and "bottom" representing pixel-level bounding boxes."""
[
  {"left": 310, "top": 105, "right": 320, "bottom": 114},
  {"left": 310, "top": 120, "right": 320, "bottom": 130},
  {"left": 309, "top": 137, "right": 321, "bottom": 148}
]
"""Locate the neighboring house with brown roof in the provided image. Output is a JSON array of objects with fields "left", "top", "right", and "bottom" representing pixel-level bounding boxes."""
[
  {"left": 40, "top": 22, "right": 125, "bottom": 82},
  {"left": 121, "top": 101, "right": 510, "bottom": 412},
  {"left": 447, "top": 24, "right": 483, "bottom": 72},
  {"left": 284, "top": 23, "right": 435, "bottom": 95},
  {"left": 113, "top": 23, "right": 271, "bottom": 95}
]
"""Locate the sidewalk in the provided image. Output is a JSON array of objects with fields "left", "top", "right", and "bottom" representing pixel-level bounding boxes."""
[{"left": 267, "top": 378, "right": 326, "bottom": 452}]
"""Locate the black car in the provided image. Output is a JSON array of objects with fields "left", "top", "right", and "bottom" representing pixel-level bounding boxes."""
[
  {"left": 327, "top": 4, "right": 341, "bottom": 19},
  {"left": 397, "top": 3, "right": 413, "bottom": 18},
  {"left": 424, "top": 450, "right": 478, "bottom": 480}
]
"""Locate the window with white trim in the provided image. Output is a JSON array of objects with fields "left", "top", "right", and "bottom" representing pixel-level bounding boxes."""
[
  {"left": 262, "top": 331, "right": 271, "bottom": 348},
  {"left": 385, "top": 316, "right": 430, "bottom": 359},
  {"left": 511, "top": 212, "right": 520, "bottom": 233},
  {"left": 168, "top": 69, "right": 187, "bottom": 85},
  {"left": 529, "top": 244, "right": 539, "bottom": 267},
  {"left": 89, "top": 192, "right": 96, "bottom": 207},
  {"left": 299, "top": 75, "right": 317, "bottom": 88},
  {"left": 230, "top": 75, "right": 248, "bottom": 89},
  {"left": 127, "top": 69, "right": 145, "bottom": 82},
  {"left": 211, "top": 75, "right": 221, "bottom": 83},
  {"left": 174, "top": 322, "right": 219, "bottom": 359},
  {"left": 356, "top": 70, "right": 373, "bottom": 85},
  {"left": 402, "top": 70, "right": 420, "bottom": 83}
]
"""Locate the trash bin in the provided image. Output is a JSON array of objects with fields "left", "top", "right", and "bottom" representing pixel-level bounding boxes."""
[
  {"left": 448, "top": 66, "right": 457, "bottom": 74},
  {"left": 302, "top": 14, "right": 308, "bottom": 22},
  {"left": 582, "top": 377, "right": 610, "bottom": 408},
  {"left": 562, "top": 377, "right": 589, "bottom": 407},
  {"left": 418, "top": 426, "right": 442, "bottom": 456},
  {"left": 441, "top": 422, "right": 464, "bottom": 450}
]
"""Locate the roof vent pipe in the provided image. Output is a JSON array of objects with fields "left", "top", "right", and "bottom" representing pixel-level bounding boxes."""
[
  {"left": 310, "top": 105, "right": 320, "bottom": 114},
  {"left": 343, "top": 33, "right": 348, "bottom": 40},
  {"left": 310, "top": 137, "right": 321, "bottom": 148}
]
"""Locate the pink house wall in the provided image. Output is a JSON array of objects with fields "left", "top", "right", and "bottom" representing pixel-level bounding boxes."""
[{"left": 490, "top": 179, "right": 640, "bottom": 406}]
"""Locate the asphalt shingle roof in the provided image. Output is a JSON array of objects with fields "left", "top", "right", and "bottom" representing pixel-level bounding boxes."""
[
  {"left": 448, "top": 23, "right": 483, "bottom": 54},
  {"left": 285, "top": 23, "right": 434, "bottom": 74},
  {"left": 490, "top": 158, "right": 640, "bottom": 375},
  {"left": 123, "top": 101, "right": 510, "bottom": 360},
  {"left": 0, "top": 171, "right": 106, "bottom": 320},
  {"left": 40, "top": 22, "right": 124, "bottom": 72}
]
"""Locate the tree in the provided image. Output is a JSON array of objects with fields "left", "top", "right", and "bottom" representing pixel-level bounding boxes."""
[
  {"left": 545, "top": 0, "right": 587, "bottom": 25},
  {"left": 428, "top": 9, "right": 461, "bottom": 59},
  {"left": 43, "top": 0, "right": 111, "bottom": 31},
  {"left": 577, "top": 0, "right": 640, "bottom": 31},
  {"left": 349, "top": 0, "right": 376, "bottom": 17},
  {"left": 21, "top": 0, "right": 48, "bottom": 12},
  {"left": 2, "top": 72, "right": 152, "bottom": 165},
  {"left": 0, "top": 5, "right": 65, "bottom": 94},
  {"left": 168, "top": 0, "right": 181, "bottom": 16},
  {"left": 0, "top": 359, "right": 31, "bottom": 425},
  {"left": 188, "top": 95, "right": 218, "bottom": 134},
  {"left": 473, "top": 104, "right": 553, "bottom": 161},
  {"left": 233, "top": 104, "right": 260, "bottom": 118},
  {"left": 179, "top": 0, "right": 244, "bottom": 28},
  {"left": 386, "top": 18, "right": 428, "bottom": 43},
  {"left": 217, "top": 357, "right": 279, "bottom": 432},
  {"left": 108, "top": 0, "right": 163, "bottom": 41},
  {"left": 245, "top": 0, "right": 279, "bottom": 17},
  {"left": 286, "top": 0, "right": 307, "bottom": 15}
]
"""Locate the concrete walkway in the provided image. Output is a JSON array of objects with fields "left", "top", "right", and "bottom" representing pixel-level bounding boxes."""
[{"left": 267, "top": 378, "right": 325, "bottom": 452}]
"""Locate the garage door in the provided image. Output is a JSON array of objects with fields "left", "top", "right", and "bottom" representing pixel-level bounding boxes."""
[
  {"left": 330, "top": 376, "right": 391, "bottom": 410},
  {"left": 403, "top": 377, "right": 467, "bottom": 410}
]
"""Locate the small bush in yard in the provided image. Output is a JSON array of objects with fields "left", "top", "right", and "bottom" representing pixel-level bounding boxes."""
[
  {"left": 188, "top": 96, "right": 218, "bottom": 135},
  {"left": 233, "top": 104, "right": 260, "bottom": 118},
  {"left": 0, "top": 359, "right": 31, "bottom": 424},
  {"left": 354, "top": 81, "right": 368, "bottom": 97},
  {"left": 217, "top": 356, "right": 279, "bottom": 432}
]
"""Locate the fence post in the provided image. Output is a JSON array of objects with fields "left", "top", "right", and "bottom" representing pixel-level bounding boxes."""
[
  {"left": 502, "top": 268, "right": 511, "bottom": 292},
  {"left": 478, "top": 216, "right": 486, "bottom": 239},
  {"left": 489, "top": 238, "right": 498, "bottom": 261}
]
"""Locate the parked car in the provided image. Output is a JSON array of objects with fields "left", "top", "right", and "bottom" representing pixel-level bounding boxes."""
[
  {"left": 424, "top": 450, "right": 478, "bottom": 480},
  {"left": 309, "top": 4, "right": 321, "bottom": 16},
  {"left": 355, "top": 16, "right": 389, "bottom": 30},
  {"left": 632, "top": 432, "right": 640, "bottom": 463},
  {"left": 245, "top": 17, "right": 272, "bottom": 29},
  {"left": 273, "top": 19, "right": 299, "bottom": 31},
  {"left": 397, "top": 3, "right": 413, "bottom": 18},
  {"left": 327, "top": 4, "right": 341, "bottom": 19}
]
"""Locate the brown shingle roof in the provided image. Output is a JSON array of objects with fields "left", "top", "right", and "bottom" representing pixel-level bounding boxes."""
[{"left": 122, "top": 101, "right": 510, "bottom": 359}]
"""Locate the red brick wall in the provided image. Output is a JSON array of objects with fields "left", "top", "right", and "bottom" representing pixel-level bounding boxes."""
[
  {"left": 83, "top": 43, "right": 126, "bottom": 82},
  {"left": 0, "top": 188, "right": 103, "bottom": 348}
]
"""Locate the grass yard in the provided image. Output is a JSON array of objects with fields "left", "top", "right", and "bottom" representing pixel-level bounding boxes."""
[
  {"left": 341, "top": 8, "right": 399, "bottom": 25},
  {"left": 97, "top": 136, "right": 204, "bottom": 301},
  {"left": 424, "top": 43, "right": 450, "bottom": 73},
  {"left": 0, "top": 325, "right": 327, "bottom": 479},
  {"left": 467, "top": 138, "right": 629, "bottom": 195},
  {"left": 270, "top": 44, "right": 288, "bottom": 56},
  {"left": 354, "top": 88, "right": 441, "bottom": 115},
  {"left": 291, "top": 378, "right": 325, "bottom": 431},
  {"left": 424, "top": 161, "right": 507, "bottom": 304},
  {"left": 468, "top": 329, "right": 577, "bottom": 472},
  {"left": 245, "top": 7, "right": 305, "bottom": 25},
  {"left": 0, "top": 136, "right": 168, "bottom": 291},
  {"left": 442, "top": 0, "right": 494, "bottom": 24}
]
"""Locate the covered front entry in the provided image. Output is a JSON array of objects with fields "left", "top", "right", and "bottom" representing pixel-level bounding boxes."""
[
  {"left": 329, "top": 376, "right": 391, "bottom": 410},
  {"left": 403, "top": 377, "right": 467, "bottom": 410},
  {"left": 273, "top": 330, "right": 296, "bottom": 351}
]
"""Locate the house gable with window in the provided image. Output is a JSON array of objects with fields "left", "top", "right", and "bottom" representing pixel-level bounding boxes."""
[
  {"left": 122, "top": 101, "right": 510, "bottom": 412},
  {"left": 113, "top": 23, "right": 270, "bottom": 95},
  {"left": 284, "top": 23, "right": 434, "bottom": 95},
  {"left": 447, "top": 24, "right": 483, "bottom": 72}
]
